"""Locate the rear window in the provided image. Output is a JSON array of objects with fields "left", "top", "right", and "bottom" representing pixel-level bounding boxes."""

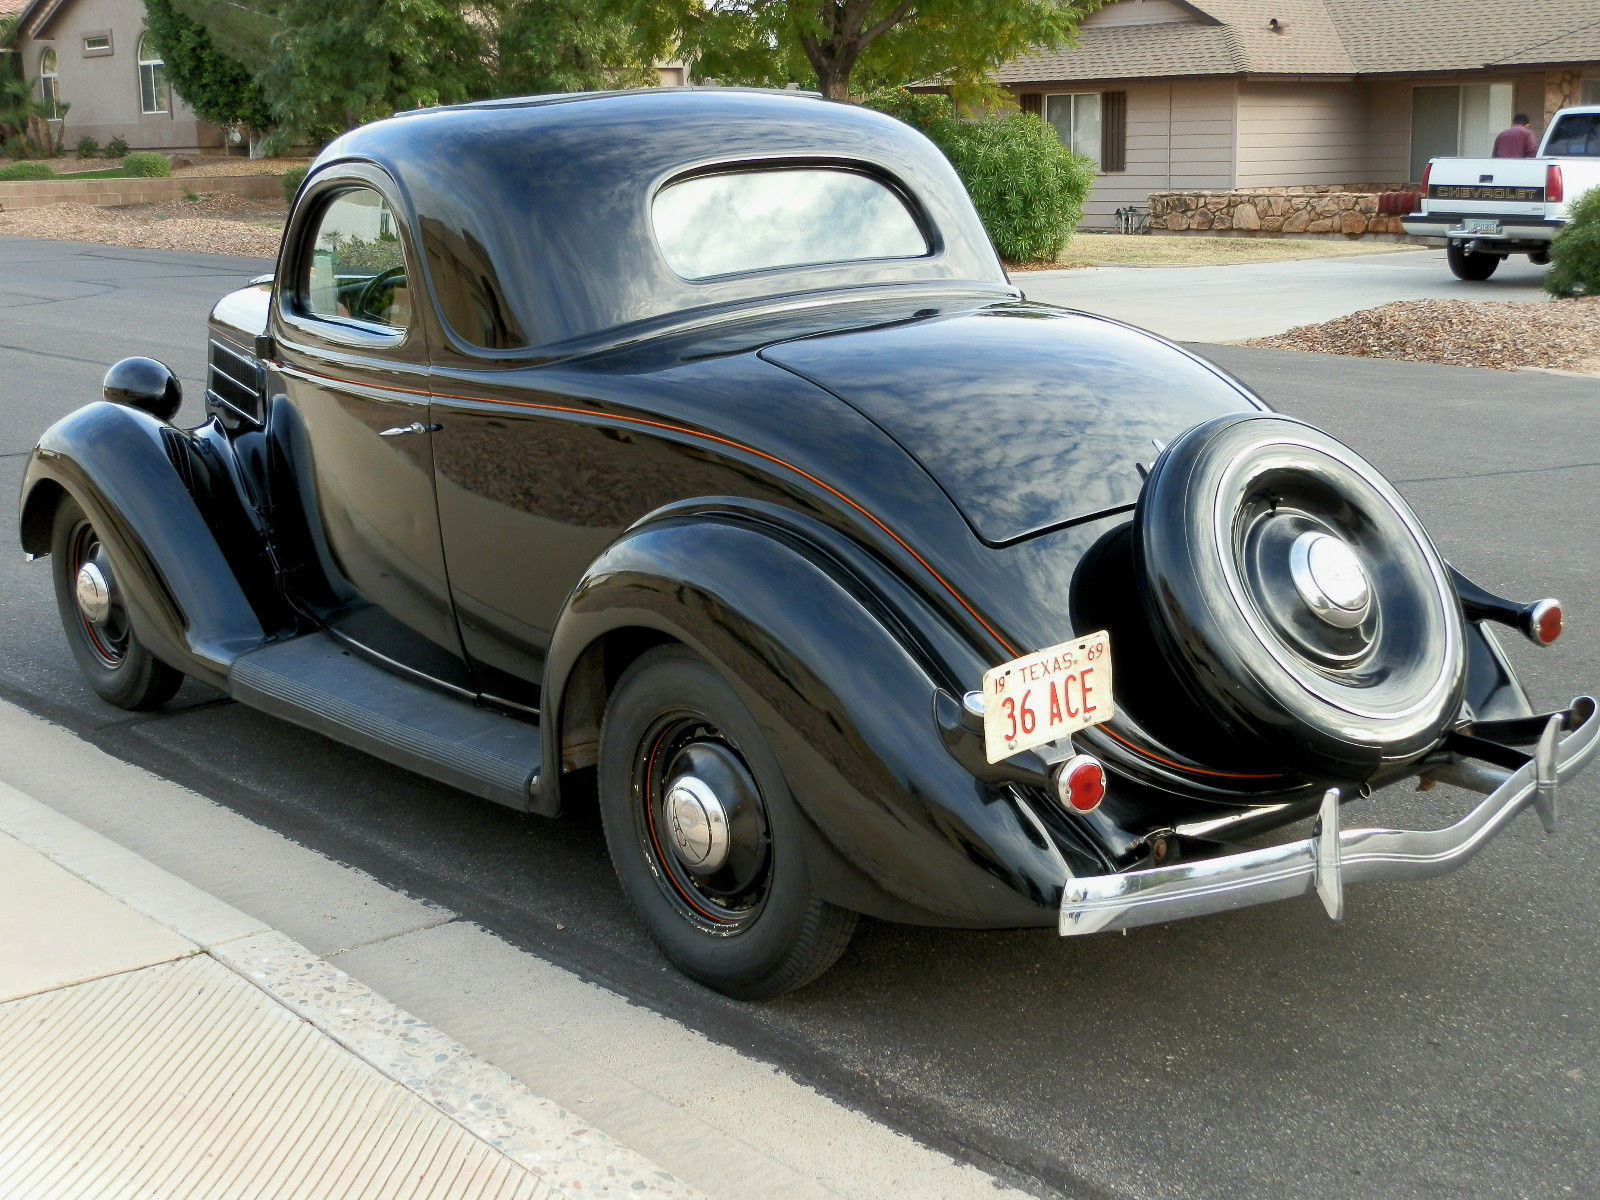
[
  {"left": 1544, "top": 113, "right": 1600, "bottom": 157},
  {"left": 652, "top": 166, "right": 929, "bottom": 280}
]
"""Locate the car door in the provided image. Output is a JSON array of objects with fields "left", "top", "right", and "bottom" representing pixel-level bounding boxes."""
[{"left": 269, "top": 174, "right": 474, "bottom": 690}]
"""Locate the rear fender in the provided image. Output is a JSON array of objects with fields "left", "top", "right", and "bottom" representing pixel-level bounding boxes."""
[
  {"left": 541, "top": 512, "right": 1070, "bottom": 928},
  {"left": 20, "top": 402, "right": 267, "bottom": 687}
]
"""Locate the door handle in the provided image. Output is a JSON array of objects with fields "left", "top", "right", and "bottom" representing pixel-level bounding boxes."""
[{"left": 379, "top": 421, "right": 442, "bottom": 437}]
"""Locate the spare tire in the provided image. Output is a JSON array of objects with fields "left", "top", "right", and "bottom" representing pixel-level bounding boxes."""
[{"left": 1133, "top": 413, "right": 1466, "bottom": 778}]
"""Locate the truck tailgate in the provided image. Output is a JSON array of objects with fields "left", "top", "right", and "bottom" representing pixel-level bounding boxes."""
[{"left": 1424, "top": 158, "right": 1547, "bottom": 220}]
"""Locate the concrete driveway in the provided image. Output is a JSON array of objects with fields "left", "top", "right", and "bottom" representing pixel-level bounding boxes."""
[{"left": 1020, "top": 245, "right": 1551, "bottom": 342}]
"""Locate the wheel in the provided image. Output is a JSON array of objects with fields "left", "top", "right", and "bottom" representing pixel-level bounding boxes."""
[
  {"left": 1446, "top": 242, "right": 1500, "bottom": 281},
  {"left": 50, "top": 496, "right": 184, "bottom": 710},
  {"left": 598, "top": 645, "right": 856, "bottom": 999},
  {"left": 1134, "top": 414, "right": 1466, "bottom": 778}
]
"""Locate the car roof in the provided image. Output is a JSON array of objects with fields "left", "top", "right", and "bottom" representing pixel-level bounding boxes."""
[{"left": 309, "top": 88, "right": 1008, "bottom": 355}]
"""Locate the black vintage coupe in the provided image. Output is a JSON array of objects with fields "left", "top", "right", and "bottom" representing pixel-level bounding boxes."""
[{"left": 20, "top": 89, "right": 1597, "bottom": 997}]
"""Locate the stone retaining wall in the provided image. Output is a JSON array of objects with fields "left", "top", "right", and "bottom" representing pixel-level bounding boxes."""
[
  {"left": 0, "top": 174, "right": 282, "bottom": 212},
  {"left": 1148, "top": 186, "right": 1414, "bottom": 237}
]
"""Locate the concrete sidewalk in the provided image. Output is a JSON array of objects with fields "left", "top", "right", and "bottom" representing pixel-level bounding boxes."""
[
  {"left": 1017, "top": 246, "right": 1550, "bottom": 342},
  {"left": 0, "top": 782, "right": 698, "bottom": 1200},
  {"left": 0, "top": 699, "right": 1032, "bottom": 1200}
]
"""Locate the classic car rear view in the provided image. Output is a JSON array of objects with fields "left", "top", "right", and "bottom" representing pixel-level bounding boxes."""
[{"left": 19, "top": 89, "right": 1597, "bottom": 998}]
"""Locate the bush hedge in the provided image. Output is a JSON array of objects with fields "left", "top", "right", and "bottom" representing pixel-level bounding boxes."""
[
  {"left": 0, "top": 161, "right": 56, "bottom": 181},
  {"left": 281, "top": 164, "right": 309, "bottom": 206},
  {"left": 121, "top": 152, "right": 172, "bottom": 178},
  {"left": 1544, "top": 187, "right": 1600, "bottom": 297},
  {"left": 861, "top": 89, "right": 1094, "bottom": 264},
  {"left": 75, "top": 136, "right": 101, "bottom": 159}
]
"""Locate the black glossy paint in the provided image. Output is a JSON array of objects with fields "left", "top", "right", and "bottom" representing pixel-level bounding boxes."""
[
  {"left": 761, "top": 306, "right": 1263, "bottom": 543},
  {"left": 16, "top": 88, "right": 1561, "bottom": 933}
]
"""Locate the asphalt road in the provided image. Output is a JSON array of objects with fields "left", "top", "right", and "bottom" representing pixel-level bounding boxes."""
[{"left": 3, "top": 236, "right": 1599, "bottom": 1200}]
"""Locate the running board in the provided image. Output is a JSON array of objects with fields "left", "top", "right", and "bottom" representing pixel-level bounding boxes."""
[{"left": 229, "top": 633, "right": 539, "bottom": 811}]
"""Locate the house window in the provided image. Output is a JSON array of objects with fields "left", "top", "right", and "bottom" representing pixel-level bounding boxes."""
[
  {"left": 1046, "top": 93, "right": 1102, "bottom": 170},
  {"left": 39, "top": 49, "right": 61, "bottom": 120},
  {"left": 1409, "top": 83, "right": 1513, "bottom": 182},
  {"left": 138, "top": 34, "right": 169, "bottom": 115},
  {"left": 83, "top": 33, "right": 113, "bottom": 55}
]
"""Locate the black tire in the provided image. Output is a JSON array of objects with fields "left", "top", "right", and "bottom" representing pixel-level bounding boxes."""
[
  {"left": 1447, "top": 242, "right": 1501, "bottom": 281},
  {"left": 1134, "top": 414, "right": 1466, "bottom": 778},
  {"left": 598, "top": 644, "right": 856, "bottom": 999},
  {"left": 50, "top": 496, "right": 184, "bottom": 711}
]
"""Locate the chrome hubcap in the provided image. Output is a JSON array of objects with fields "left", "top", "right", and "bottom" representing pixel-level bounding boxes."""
[
  {"left": 76, "top": 561, "right": 113, "bottom": 624},
  {"left": 1289, "top": 531, "right": 1370, "bottom": 629},
  {"left": 664, "top": 774, "right": 731, "bottom": 876}
]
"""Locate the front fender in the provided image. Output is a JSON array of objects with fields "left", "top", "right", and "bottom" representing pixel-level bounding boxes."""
[
  {"left": 19, "top": 402, "right": 266, "bottom": 688},
  {"left": 542, "top": 513, "right": 1070, "bottom": 928}
]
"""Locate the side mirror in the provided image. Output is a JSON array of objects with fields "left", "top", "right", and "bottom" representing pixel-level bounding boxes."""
[{"left": 103, "top": 357, "right": 182, "bottom": 422}]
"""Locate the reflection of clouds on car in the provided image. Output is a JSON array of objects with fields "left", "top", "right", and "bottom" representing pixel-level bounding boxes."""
[{"left": 652, "top": 167, "right": 928, "bottom": 279}]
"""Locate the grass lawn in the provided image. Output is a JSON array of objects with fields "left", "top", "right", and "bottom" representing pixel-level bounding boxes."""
[{"left": 1023, "top": 233, "right": 1426, "bottom": 270}]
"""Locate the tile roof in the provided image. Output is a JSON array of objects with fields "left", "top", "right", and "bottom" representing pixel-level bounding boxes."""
[
  {"left": 1002, "top": 0, "right": 1600, "bottom": 85},
  {"left": 0, "top": 0, "right": 31, "bottom": 15}
]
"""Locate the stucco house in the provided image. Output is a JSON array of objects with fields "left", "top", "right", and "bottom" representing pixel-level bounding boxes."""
[
  {"left": 12, "top": 0, "right": 221, "bottom": 152},
  {"left": 997, "top": 0, "right": 1600, "bottom": 229}
]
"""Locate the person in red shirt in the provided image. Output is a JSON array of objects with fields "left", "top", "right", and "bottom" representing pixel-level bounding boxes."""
[{"left": 1492, "top": 114, "right": 1539, "bottom": 158}]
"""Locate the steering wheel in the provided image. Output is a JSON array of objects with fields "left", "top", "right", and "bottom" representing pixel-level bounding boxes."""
[{"left": 355, "top": 266, "right": 407, "bottom": 324}]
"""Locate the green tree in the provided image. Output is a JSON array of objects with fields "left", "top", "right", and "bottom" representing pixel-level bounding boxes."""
[
  {"left": 143, "top": 0, "right": 273, "bottom": 156},
  {"left": 481, "top": 0, "right": 655, "bottom": 95},
  {"left": 623, "top": 0, "right": 1101, "bottom": 101},
  {"left": 258, "top": 0, "right": 486, "bottom": 141}
]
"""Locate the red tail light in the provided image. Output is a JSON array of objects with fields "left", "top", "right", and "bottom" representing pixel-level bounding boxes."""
[
  {"left": 1421, "top": 162, "right": 1432, "bottom": 192},
  {"left": 1055, "top": 755, "right": 1106, "bottom": 814},
  {"left": 1528, "top": 599, "right": 1562, "bottom": 646},
  {"left": 1547, "top": 164, "right": 1564, "bottom": 204}
]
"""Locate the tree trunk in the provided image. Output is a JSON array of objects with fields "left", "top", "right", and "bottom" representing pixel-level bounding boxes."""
[
  {"left": 818, "top": 67, "right": 851, "bottom": 101},
  {"left": 248, "top": 128, "right": 264, "bottom": 159}
]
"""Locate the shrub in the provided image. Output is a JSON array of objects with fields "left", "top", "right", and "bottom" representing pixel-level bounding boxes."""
[
  {"left": 75, "top": 136, "right": 100, "bottom": 159},
  {"left": 2, "top": 136, "right": 26, "bottom": 160},
  {"left": 861, "top": 89, "right": 1095, "bottom": 264},
  {"left": 103, "top": 135, "right": 130, "bottom": 158},
  {"left": 1544, "top": 187, "right": 1600, "bottom": 298},
  {"left": 0, "top": 161, "right": 56, "bottom": 181},
  {"left": 121, "top": 151, "right": 172, "bottom": 178},
  {"left": 281, "top": 164, "right": 309, "bottom": 206}
]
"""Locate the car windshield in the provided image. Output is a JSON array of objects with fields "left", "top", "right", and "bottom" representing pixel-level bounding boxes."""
[
  {"left": 1544, "top": 113, "right": 1600, "bottom": 157},
  {"left": 652, "top": 166, "right": 929, "bottom": 280}
]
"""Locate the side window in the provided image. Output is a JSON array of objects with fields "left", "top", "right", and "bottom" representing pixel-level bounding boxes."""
[{"left": 301, "top": 188, "right": 412, "bottom": 332}]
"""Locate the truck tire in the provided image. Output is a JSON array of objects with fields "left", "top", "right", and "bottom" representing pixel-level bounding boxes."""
[{"left": 1447, "top": 242, "right": 1500, "bottom": 281}]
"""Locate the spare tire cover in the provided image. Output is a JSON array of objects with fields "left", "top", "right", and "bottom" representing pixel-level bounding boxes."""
[{"left": 1134, "top": 413, "right": 1466, "bottom": 777}]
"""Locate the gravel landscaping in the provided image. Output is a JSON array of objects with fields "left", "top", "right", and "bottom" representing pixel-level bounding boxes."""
[
  {"left": 0, "top": 194, "right": 284, "bottom": 258},
  {"left": 1247, "top": 297, "right": 1600, "bottom": 375}
]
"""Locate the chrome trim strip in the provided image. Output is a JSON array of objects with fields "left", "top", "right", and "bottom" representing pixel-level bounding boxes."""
[
  {"left": 205, "top": 388, "right": 260, "bottom": 426},
  {"left": 209, "top": 336, "right": 257, "bottom": 380},
  {"left": 320, "top": 626, "right": 478, "bottom": 702},
  {"left": 1059, "top": 697, "right": 1597, "bottom": 937}
]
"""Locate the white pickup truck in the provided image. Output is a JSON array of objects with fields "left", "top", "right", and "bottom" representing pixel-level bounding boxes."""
[{"left": 1403, "top": 105, "right": 1600, "bottom": 280}]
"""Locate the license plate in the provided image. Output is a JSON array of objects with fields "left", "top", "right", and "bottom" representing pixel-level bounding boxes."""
[
  {"left": 982, "top": 632, "right": 1114, "bottom": 764},
  {"left": 1455, "top": 218, "right": 1502, "bottom": 235}
]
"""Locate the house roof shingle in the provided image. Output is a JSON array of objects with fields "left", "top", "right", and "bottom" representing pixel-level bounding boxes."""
[{"left": 1002, "top": 0, "right": 1600, "bottom": 86}]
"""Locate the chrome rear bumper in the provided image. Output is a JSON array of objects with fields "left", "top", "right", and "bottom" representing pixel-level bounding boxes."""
[{"left": 1060, "top": 697, "right": 1598, "bottom": 936}]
